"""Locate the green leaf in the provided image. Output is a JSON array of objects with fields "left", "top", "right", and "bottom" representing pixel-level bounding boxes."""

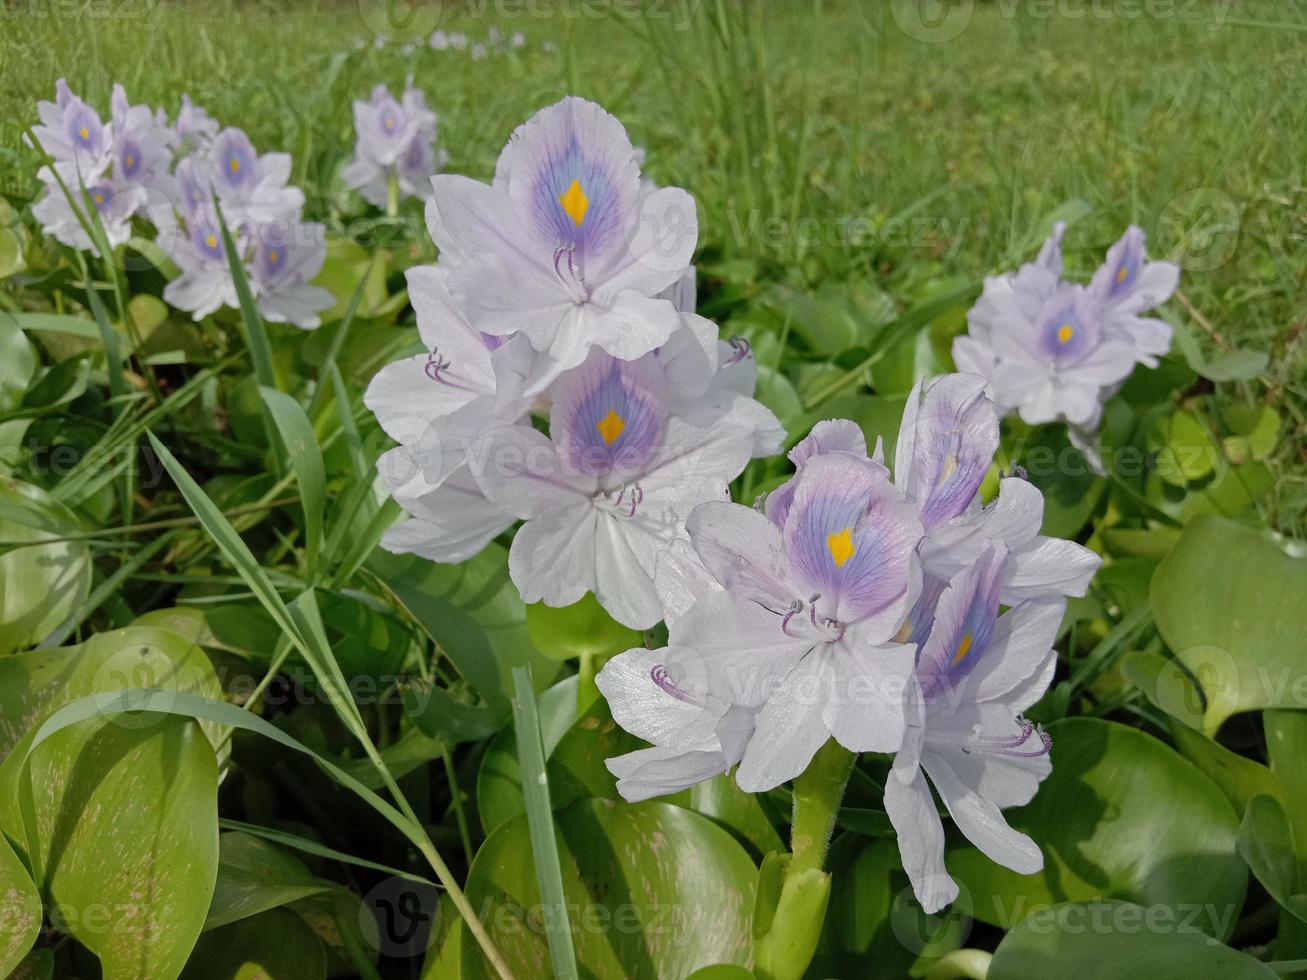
[
  {"left": 526, "top": 593, "right": 643, "bottom": 662},
  {"left": 988, "top": 900, "right": 1276, "bottom": 980},
  {"left": 1238, "top": 795, "right": 1307, "bottom": 924},
  {"left": 401, "top": 680, "right": 503, "bottom": 745},
  {"left": 0, "top": 832, "right": 41, "bottom": 975},
  {"left": 949, "top": 718, "right": 1246, "bottom": 936},
  {"left": 260, "top": 387, "right": 326, "bottom": 579},
  {"left": 26, "top": 716, "right": 219, "bottom": 979},
  {"left": 1151, "top": 516, "right": 1307, "bottom": 733},
  {"left": 462, "top": 799, "right": 757, "bottom": 979},
  {"left": 1198, "top": 349, "right": 1270, "bottom": 382},
  {"left": 182, "top": 907, "right": 327, "bottom": 980},
  {"left": 368, "top": 545, "right": 560, "bottom": 714},
  {"left": 205, "top": 832, "right": 330, "bottom": 931},
  {"left": 510, "top": 666, "right": 579, "bottom": 980},
  {"left": 1266, "top": 711, "right": 1307, "bottom": 883},
  {"left": 0, "top": 479, "right": 91, "bottom": 654},
  {"left": 0, "top": 316, "right": 37, "bottom": 412}
]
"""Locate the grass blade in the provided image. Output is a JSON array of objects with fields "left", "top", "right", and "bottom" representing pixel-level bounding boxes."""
[
  {"left": 511, "top": 665, "right": 578, "bottom": 980},
  {"left": 259, "top": 386, "right": 326, "bottom": 581}
]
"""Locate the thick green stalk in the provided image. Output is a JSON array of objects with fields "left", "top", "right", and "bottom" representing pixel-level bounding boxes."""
[{"left": 789, "top": 738, "right": 857, "bottom": 875}]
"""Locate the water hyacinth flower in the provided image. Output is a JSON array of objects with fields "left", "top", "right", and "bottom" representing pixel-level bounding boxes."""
[
  {"left": 342, "top": 81, "right": 445, "bottom": 207},
  {"left": 471, "top": 347, "right": 760, "bottom": 629},
  {"left": 429, "top": 96, "right": 698, "bottom": 394},
  {"left": 250, "top": 221, "right": 334, "bottom": 329},
  {"left": 892, "top": 375, "right": 1100, "bottom": 602},
  {"left": 647, "top": 449, "right": 925, "bottom": 790},
  {"left": 1088, "top": 225, "right": 1179, "bottom": 368},
  {"left": 887, "top": 544, "right": 1064, "bottom": 913},
  {"left": 365, "top": 266, "right": 537, "bottom": 562},
  {"left": 205, "top": 127, "right": 305, "bottom": 229},
  {"left": 29, "top": 78, "right": 111, "bottom": 183},
  {"left": 30, "top": 81, "right": 174, "bottom": 250},
  {"left": 953, "top": 223, "right": 1178, "bottom": 470},
  {"left": 174, "top": 94, "right": 219, "bottom": 156},
  {"left": 162, "top": 200, "right": 239, "bottom": 320}
]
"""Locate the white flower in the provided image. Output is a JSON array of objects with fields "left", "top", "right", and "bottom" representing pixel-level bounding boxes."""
[
  {"left": 249, "top": 221, "right": 334, "bottom": 329},
  {"left": 471, "top": 344, "right": 760, "bottom": 629},
  {"left": 428, "top": 96, "right": 697, "bottom": 394},
  {"left": 886, "top": 544, "right": 1063, "bottom": 913},
  {"left": 206, "top": 127, "right": 305, "bottom": 230},
  {"left": 342, "top": 81, "right": 444, "bottom": 207},
  {"left": 1088, "top": 225, "right": 1178, "bottom": 369}
]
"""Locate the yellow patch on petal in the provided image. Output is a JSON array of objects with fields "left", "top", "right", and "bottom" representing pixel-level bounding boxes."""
[
  {"left": 1057, "top": 324, "right": 1074, "bottom": 344},
  {"left": 952, "top": 632, "right": 973, "bottom": 665},
  {"left": 229, "top": 157, "right": 241, "bottom": 174},
  {"left": 560, "top": 179, "right": 589, "bottom": 227},
  {"left": 894, "top": 619, "right": 913, "bottom": 643},
  {"left": 126, "top": 154, "right": 135, "bottom": 167},
  {"left": 93, "top": 193, "right": 105, "bottom": 205},
  {"left": 205, "top": 234, "right": 218, "bottom": 249},
  {"left": 79, "top": 126, "right": 89, "bottom": 140},
  {"left": 941, "top": 453, "right": 959, "bottom": 481},
  {"left": 1116, "top": 264, "right": 1130, "bottom": 284},
  {"left": 827, "top": 527, "right": 856, "bottom": 568},
  {"left": 269, "top": 249, "right": 280, "bottom": 265},
  {"left": 596, "top": 409, "right": 625, "bottom": 445}
]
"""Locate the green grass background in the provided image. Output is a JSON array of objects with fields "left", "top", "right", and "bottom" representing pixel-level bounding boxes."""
[{"left": 2, "top": 0, "right": 1304, "bottom": 514}]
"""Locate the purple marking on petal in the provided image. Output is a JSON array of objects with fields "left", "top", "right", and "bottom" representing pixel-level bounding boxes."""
[
  {"left": 783, "top": 453, "right": 921, "bottom": 624},
  {"left": 916, "top": 547, "right": 1006, "bottom": 701},
  {"left": 117, "top": 136, "right": 143, "bottom": 180},
  {"left": 1104, "top": 226, "right": 1145, "bottom": 301},
  {"left": 901, "top": 574, "right": 949, "bottom": 651},
  {"left": 526, "top": 133, "right": 623, "bottom": 268},
  {"left": 479, "top": 332, "right": 508, "bottom": 352},
  {"left": 190, "top": 212, "right": 226, "bottom": 263},
  {"left": 86, "top": 182, "right": 115, "bottom": 214},
  {"left": 551, "top": 352, "right": 667, "bottom": 479},
  {"left": 909, "top": 377, "right": 999, "bottom": 530},
  {"left": 213, "top": 129, "right": 256, "bottom": 192},
  {"left": 66, "top": 101, "right": 102, "bottom": 155},
  {"left": 1036, "top": 286, "right": 1099, "bottom": 363}
]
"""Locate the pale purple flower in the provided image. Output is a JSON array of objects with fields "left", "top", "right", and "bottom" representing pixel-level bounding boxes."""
[
  {"left": 430, "top": 30, "right": 449, "bottom": 50},
  {"left": 174, "top": 94, "right": 219, "bottom": 156},
  {"left": 893, "top": 375, "right": 1100, "bottom": 602},
  {"left": 597, "top": 645, "right": 757, "bottom": 801},
  {"left": 206, "top": 127, "right": 305, "bottom": 229},
  {"left": 31, "top": 179, "right": 146, "bottom": 251},
  {"left": 449, "top": 32, "right": 468, "bottom": 49},
  {"left": 511, "top": 32, "right": 526, "bottom": 49},
  {"left": 366, "top": 266, "right": 536, "bottom": 562},
  {"left": 428, "top": 97, "right": 698, "bottom": 395},
  {"left": 162, "top": 201, "right": 239, "bottom": 321},
  {"left": 887, "top": 544, "right": 1063, "bottom": 913},
  {"left": 29, "top": 78, "right": 111, "bottom": 184},
  {"left": 655, "top": 448, "right": 925, "bottom": 790},
  {"left": 471, "top": 43, "right": 488, "bottom": 60},
  {"left": 470, "top": 347, "right": 759, "bottom": 629},
  {"left": 1088, "top": 225, "right": 1178, "bottom": 368},
  {"left": 250, "top": 221, "right": 334, "bottom": 329},
  {"left": 342, "top": 81, "right": 442, "bottom": 207}
]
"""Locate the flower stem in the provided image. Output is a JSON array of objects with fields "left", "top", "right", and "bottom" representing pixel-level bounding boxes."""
[
  {"left": 789, "top": 738, "right": 856, "bottom": 875},
  {"left": 754, "top": 740, "right": 856, "bottom": 980}
]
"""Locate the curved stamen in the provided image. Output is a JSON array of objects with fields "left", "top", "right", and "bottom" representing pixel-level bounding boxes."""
[
  {"left": 552, "top": 241, "right": 589, "bottom": 304},
  {"left": 650, "top": 664, "right": 699, "bottom": 705},
  {"left": 957, "top": 718, "right": 1052, "bottom": 758},
  {"left": 725, "top": 336, "right": 752, "bottom": 365},
  {"left": 781, "top": 599, "right": 804, "bottom": 637},
  {"left": 424, "top": 349, "right": 452, "bottom": 383}
]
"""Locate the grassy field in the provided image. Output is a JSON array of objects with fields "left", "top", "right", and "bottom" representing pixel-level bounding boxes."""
[{"left": 2, "top": 0, "right": 1305, "bottom": 520}]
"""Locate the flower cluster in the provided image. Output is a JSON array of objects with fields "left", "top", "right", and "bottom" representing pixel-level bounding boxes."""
[
  {"left": 28, "top": 80, "right": 331, "bottom": 329},
  {"left": 596, "top": 374, "right": 1100, "bottom": 912},
  {"left": 430, "top": 27, "right": 528, "bottom": 55},
  {"left": 342, "top": 79, "right": 447, "bottom": 208},
  {"left": 953, "top": 224, "right": 1178, "bottom": 467},
  {"left": 364, "top": 97, "right": 783, "bottom": 629}
]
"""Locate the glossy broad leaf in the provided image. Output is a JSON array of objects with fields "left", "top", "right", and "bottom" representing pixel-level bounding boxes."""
[
  {"left": 989, "top": 900, "right": 1276, "bottom": 980},
  {"left": 0, "top": 479, "right": 91, "bottom": 655},
  {"left": 462, "top": 799, "right": 756, "bottom": 979},
  {"left": 1151, "top": 516, "right": 1307, "bottom": 734},
  {"left": 0, "top": 832, "right": 41, "bottom": 975},
  {"left": 949, "top": 718, "right": 1246, "bottom": 936}
]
